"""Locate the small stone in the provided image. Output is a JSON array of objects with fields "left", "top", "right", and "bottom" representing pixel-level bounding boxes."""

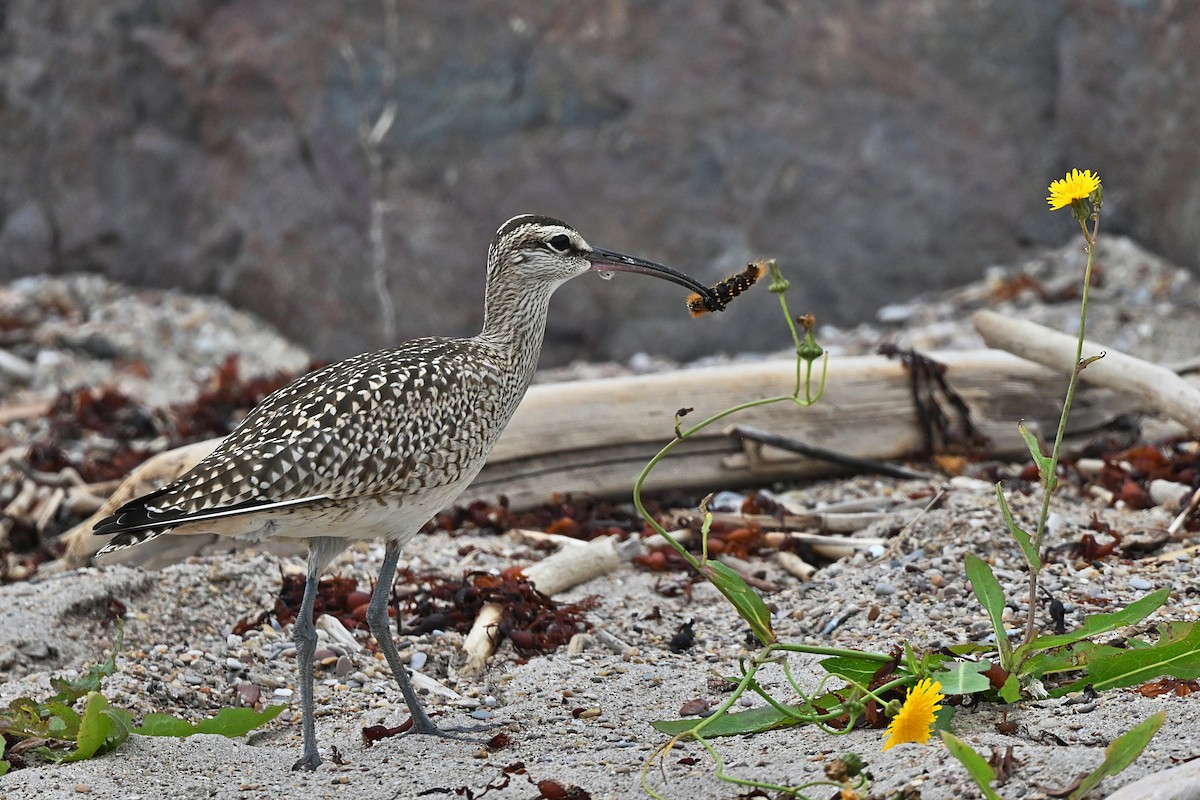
[
  {"left": 350, "top": 671, "right": 370, "bottom": 684},
  {"left": 1130, "top": 577, "right": 1153, "bottom": 591},
  {"left": 273, "top": 687, "right": 294, "bottom": 698},
  {"left": 184, "top": 674, "right": 204, "bottom": 686},
  {"left": 1148, "top": 479, "right": 1190, "bottom": 508},
  {"left": 335, "top": 655, "right": 353, "bottom": 678},
  {"left": 874, "top": 582, "right": 896, "bottom": 596},
  {"left": 410, "top": 651, "right": 427, "bottom": 671},
  {"left": 471, "top": 708, "right": 493, "bottom": 720},
  {"left": 74, "top": 785, "right": 91, "bottom": 794},
  {"left": 21, "top": 642, "right": 51, "bottom": 659},
  {"left": 237, "top": 683, "right": 261, "bottom": 707},
  {"left": 577, "top": 707, "right": 602, "bottom": 719},
  {"left": 225, "top": 657, "right": 244, "bottom": 670}
]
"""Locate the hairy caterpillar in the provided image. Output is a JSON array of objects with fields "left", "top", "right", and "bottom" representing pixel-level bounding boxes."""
[{"left": 687, "top": 261, "right": 763, "bottom": 317}]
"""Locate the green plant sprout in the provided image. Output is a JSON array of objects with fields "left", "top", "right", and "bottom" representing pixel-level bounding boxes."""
[
  {"left": 633, "top": 173, "right": 1193, "bottom": 799},
  {"left": 0, "top": 625, "right": 283, "bottom": 775}
]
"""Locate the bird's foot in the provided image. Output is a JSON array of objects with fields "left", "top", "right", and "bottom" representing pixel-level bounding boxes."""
[
  {"left": 292, "top": 750, "right": 322, "bottom": 771},
  {"left": 405, "top": 714, "right": 499, "bottom": 742}
]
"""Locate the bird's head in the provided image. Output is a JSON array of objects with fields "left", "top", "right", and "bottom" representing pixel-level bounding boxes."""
[{"left": 487, "top": 214, "right": 715, "bottom": 302}]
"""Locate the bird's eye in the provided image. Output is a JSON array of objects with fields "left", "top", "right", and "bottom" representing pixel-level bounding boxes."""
[{"left": 546, "top": 234, "right": 572, "bottom": 253}]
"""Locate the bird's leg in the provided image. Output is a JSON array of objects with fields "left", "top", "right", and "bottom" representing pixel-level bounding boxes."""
[
  {"left": 292, "top": 551, "right": 324, "bottom": 770},
  {"left": 292, "top": 536, "right": 344, "bottom": 771},
  {"left": 367, "top": 538, "right": 487, "bottom": 739}
]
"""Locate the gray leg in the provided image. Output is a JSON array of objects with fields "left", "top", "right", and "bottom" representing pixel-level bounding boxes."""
[
  {"left": 292, "top": 537, "right": 345, "bottom": 771},
  {"left": 367, "top": 539, "right": 483, "bottom": 738}
]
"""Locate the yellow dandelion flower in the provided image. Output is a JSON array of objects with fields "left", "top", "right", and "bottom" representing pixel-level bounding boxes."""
[
  {"left": 1047, "top": 168, "right": 1101, "bottom": 210},
  {"left": 882, "top": 679, "right": 944, "bottom": 751}
]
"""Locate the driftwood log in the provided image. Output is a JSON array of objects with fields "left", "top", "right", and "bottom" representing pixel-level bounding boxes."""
[
  {"left": 973, "top": 309, "right": 1200, "bottom": 434},
  {"left": 67, "top": 349, "right": 1143, "bottom": 567}
]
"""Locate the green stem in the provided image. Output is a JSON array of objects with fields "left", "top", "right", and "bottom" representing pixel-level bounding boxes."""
[
  {"left": 631, "top": 282, "right": 827, "bottom": 570},
  {"left": 1022, "top": 214, "right": 1100, "bottom": 646},
  {"left": 772, "top": 642, "right": 893, "bottom": 661}
]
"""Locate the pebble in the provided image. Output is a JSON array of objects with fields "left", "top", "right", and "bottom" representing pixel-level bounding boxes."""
[
  {"left": 1149, "top": 479, "right": 1190, "bottom": 508},
  {"left": 184, "top": 674, "right": 204, "bottom": 686},
  {"left": 237, "top": 683, "right": 261, "bottom": 707},
  {"left": 74, "top": 785, "right": 91, "bottom": 794},
  {"left": 335, "top": 655, "right": 353, "bottom": 678},
  {"left": 273, "top": 687, "right": 294, "bottom": 698},
  {"left": 21, "top": 641, "right": 51, "bottom": 659},
  {"left": 410, "top": 651, "right": 427, "bottom": 671},
  {"left": 471, "top": 708, "right": 493, "bottom": 720},
  {"left": 874, "top": 582, "right": 896, "bottom": 596},
  {"left": 225, "top": 657, "right": 244, "bottom": 670},
  {"left": 1129, "top": 577, "right": 1153, "bottom": 590}
]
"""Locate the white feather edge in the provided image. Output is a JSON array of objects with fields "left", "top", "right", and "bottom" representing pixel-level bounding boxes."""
[{"left": 116, "top": 493, "right": 333, "bottom": 533}]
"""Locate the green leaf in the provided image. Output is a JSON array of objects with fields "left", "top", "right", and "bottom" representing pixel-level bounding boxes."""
[
  {"left": 1068, "top": 711, "right": 1165, "bottom": 800},
  {"left": 1019, "top": 422, "right": 1056, "bottom": 492},
  {"left": 0, "top": 737, "right": 8, "bottom": 777},
  {"left": 995, "top": 484, "right": 1040, "bottom": 572},
  {"left": 196, "top": 705, "right": 285, "bottom": 736},
  {"left": 1088, "top": 621, "right": 1200, "bottom": 692},
  {"left": 931, "top": 661, "right": 992, "bottom": 696},
  {"left": 136, "top": 705, "right": 285, "bottom": 738},
  {"left": 940, "top": 732, "right": 1001, "bottom": 800},
  {"left": 59, "top": 690, "right": 130, "bottom": 767},
  {"left": 700, "top": 561, "right": 776, "bottom": 645},
  {"left": 998, "top": 673, "right": 1021, "bottom": 703},
  {"left": 1020, "top": 641, "right": 1101, "bottom": 682},
  {"left": 932, "top": 705, "right": 956, "bottom": 732},
  {"left": 1015, "top": 588, "right": 1170, "bottom": 664},
  {"left": 135, "top": 713, "right": 197, "bottom": 737},
  {"left": 820, "top": 655, "right": 888, "bottom": 688},
  {"left": 43, "top": 701, "right": 81, "bottom": 739},
  {"left": 651, "top": 703, "right": 804, "bottom": 737},
  {"left": 946, "top": 642, "right": 994, "bottom": 657},
  {"left": 964, "top": 553, "right": 1012, "bottom": 669}
]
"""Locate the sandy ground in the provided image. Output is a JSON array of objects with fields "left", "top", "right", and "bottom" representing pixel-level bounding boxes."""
[
  {"left": 2, "top": 472, "right": 1198, "bottom": 800},
  {"left": 3, "top": 235, "right": 1200, "bottom": 799}
]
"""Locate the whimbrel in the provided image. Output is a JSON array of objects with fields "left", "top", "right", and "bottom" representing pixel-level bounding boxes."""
[{"left": 93, "top": 215, "right": 717, "bottom": 770}]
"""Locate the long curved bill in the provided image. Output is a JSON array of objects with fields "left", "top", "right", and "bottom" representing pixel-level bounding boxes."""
[{"left": 586, "top": 247, "right": 717, "bottom": 306}]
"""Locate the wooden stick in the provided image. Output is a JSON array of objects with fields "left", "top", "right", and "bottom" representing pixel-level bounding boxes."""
[
  {"left": 777, "top": 550, "right": 817, "bottom": 581},
  {"left": 522, "top": 535, "right": 622, "bottom": 596},
  {"left": 461, "top": 602, "right": 503, "bottom": 678},
  {"left": 728, "top": 424, "right": 937, "bottom": 480},
  {"left": 973, "top": 309, "right": 1200, "bottom": 433}
]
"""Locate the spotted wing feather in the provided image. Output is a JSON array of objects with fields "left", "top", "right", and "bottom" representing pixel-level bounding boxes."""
[{"left": 94, "top": 337, "right": 512, "bottom": 553}]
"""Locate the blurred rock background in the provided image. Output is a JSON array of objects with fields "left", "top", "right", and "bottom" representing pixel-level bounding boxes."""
[{"left": 1, "top": 0, "right": 1197, "bottom": 366}]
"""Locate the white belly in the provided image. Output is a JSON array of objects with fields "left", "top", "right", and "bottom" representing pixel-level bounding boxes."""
[{"left": 171, "top": 476, "right": 474, "bottom": 548}]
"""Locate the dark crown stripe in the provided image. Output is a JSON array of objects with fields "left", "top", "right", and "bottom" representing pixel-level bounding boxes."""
[{"left": 495, "top": 214, "right": 569, "bottom": 240}]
